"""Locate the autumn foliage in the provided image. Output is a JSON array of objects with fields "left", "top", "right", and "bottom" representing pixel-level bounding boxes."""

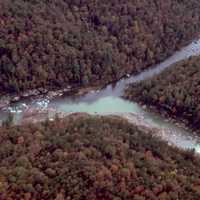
[
  {"left": 0, "top": 114, "right": 200, "bottom": 199},
  {"left": 125, "top": 56, "right": 200, "bottom": 132},
  {"left": 0, "top": 0, "right": 200, "bottom": 94}
]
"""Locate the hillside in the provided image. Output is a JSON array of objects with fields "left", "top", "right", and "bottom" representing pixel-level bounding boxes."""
[
  {"left": 1, "top": 114, "right": 200, "bottom": 199},
  {"left": 1, "top": 0, "right": 200, "bottom": 94},
  {"left": 125, "top": 56, "right": 200, "bottom": 132}
]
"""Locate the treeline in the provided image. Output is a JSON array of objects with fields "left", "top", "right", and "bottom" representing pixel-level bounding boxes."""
[
  {"left": 1, "top": 0, "right": 200, "bottom": 94},
  {"left": 1, "top": 114, "right": 200, "bottom": 199},
  {"left": 125, "top": 56, "right": 200, "bottom": 132}
]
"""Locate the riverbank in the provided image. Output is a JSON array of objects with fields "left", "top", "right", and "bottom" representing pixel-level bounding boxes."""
[
  {"left": 1, "top": 36, "right": 200, "bottom": 112},
  {"left": 10, "top": 108, "right": 165, "bottom": 140},
  {"left": 2, "top": 113, "right": 200, "bottom": 199},
  {"left": 125, "top": 96, "right": 197, "bottom": 133},
  {"left": 1, "top": 38, "right": 200, "bottom": 153},
  {"left": 124, "top": 55, "right": 200, "bottom": 136},
  {"left": 2, "top": 108, "right": 198, "bottom": 154},
  {"left": 10, "top": 107, "right": 199, "bottom": 153},
  {"left": 0, "top": 85, "right": 99, "bottom": 110},
  {"left": 0, "top": 72, "right": 132, "bottom": 111},
  {"left": 1, "top": 0, "right": 200, "bottom": 103}
]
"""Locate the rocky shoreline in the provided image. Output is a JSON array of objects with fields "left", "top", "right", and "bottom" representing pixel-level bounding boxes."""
[
  {"left": 18, "top": 109, "right": 197, "bottom": 152},
  {"left": 0, "top": 85, "right": 100, "bottom": 111},
  {"left": 0, "top": 87, "right": 72, "bottom": 109},
  {"left": 1, "top": 96, "right": 199, "bottom": 153},
  {"left": 128, "top": 99, "right": 199, "bottom": 136},
  {"left": 10, "top": 103, "right": 160, "bottom": 133},
  {"left": 19, "top": 109, "right": 166, "bottom": 141},
  {"left": 0, "top": 72, "right": 132, "bottom": 111}
]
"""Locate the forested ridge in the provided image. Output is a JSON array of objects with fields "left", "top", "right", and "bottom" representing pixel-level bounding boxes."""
[
  {"left": 1, "top": 0, "right": 200, "bottom": 94},
  {"left": 1, "top": 114, "right": 200, "bottom": 200},
  {"left": 125, "top": 56, "right": 200, "bottom": 132}
]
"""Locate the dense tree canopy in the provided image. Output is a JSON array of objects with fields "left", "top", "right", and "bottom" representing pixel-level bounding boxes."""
[
  {"left": 0, "top": 0, "right": 200, "bottom": 94},
  {"left": 125, "top": 56, "right": 200, "bottom": 132},
  {"left": 0, "top": 114, "right": 200, "bottom": 199}
]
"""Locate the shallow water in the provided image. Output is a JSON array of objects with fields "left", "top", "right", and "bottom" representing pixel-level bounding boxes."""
[{"left": 1, "top": 39, "right": 200, "bottom": 152}]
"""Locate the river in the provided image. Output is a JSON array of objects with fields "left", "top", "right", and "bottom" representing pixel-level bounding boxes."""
[{"left": 1, "top": 39, "right": 200, "bottom": 152}]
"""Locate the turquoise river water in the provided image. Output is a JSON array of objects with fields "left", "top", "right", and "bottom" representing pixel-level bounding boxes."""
[{"left": 1, "top": 39, "right": 200, "bottom": 152}]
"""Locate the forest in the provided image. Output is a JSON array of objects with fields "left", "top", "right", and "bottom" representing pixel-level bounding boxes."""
[
  {"left": 125, "top": 55, "right": 200, "bottom": 132},
  {"left": 1, "top": 0, "right": 200, "bottom": 94},
  {"left": 1, "top": 114, "right": 200, "bottom": 200}
]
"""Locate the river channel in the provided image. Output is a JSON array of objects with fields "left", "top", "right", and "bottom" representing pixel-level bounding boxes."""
[{"left": 1, "top": 39, "right": 200, "bottom": 152}]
